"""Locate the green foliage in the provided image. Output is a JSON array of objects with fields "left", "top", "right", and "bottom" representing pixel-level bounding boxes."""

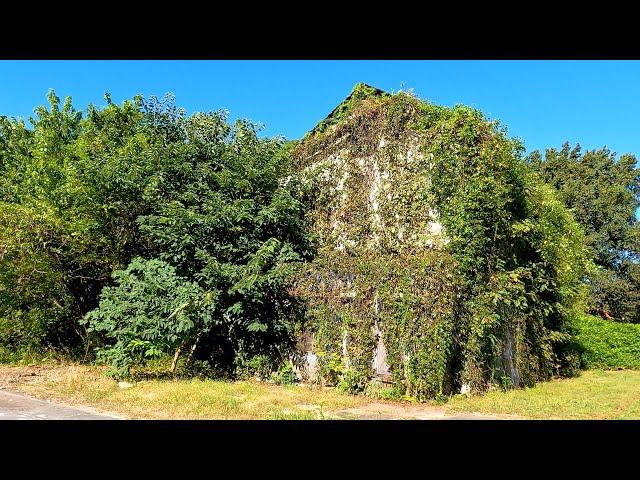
[
  {"left": 528, "top": 143, "right": 640, "bottom": 322},
  {"left": 0, "top": 84, "right": 617, "bottom": 404},
  {"left": 572, "top": 314, "right": 640, "bottom": 369},
  {"left": 375, "top": 253, "right": 461, "bottom": 401},
  {"left": 236, "top": 354, "right": 278, "bottom": 381},
  {"left": 294, "top": 91, "right": 460, "bottom": 399},
  {"left": 363, "top": 382, "right": 403, "bottom": 400},
  {"left": 589, "top": 264, "right": 640, "bottom": 322},
  {"left": 294, "top": 87, "right": 591, "bottom": 399},
  {"left": 270, "top": 362, "right": 298, "bottom": 385},
  {"left": 82, "top": 258, "right": 205, "bottom": 377},
  {"left": 1, "top": 91, "right": 312, "bottom": 378},
  {"left": 426, "top": 107, "right": 590, "bottom": 392},
  {"left": 0, "top": 92, "right": 110, "bottom": 357},
  {"left": 129, "top": 106, "right": 312, "bottom": 376},
  {"left": 337, "top": 369, "right": 370, "bottom": 394},
  {"left": 0, "top": 91, "right": 170, "bottom": 359},
  {"left": 308, "top": 83, "right": 389, "bottom": 136}
]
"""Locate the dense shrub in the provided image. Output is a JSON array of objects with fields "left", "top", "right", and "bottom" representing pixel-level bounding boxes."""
[
  {"left": 82, "top": 100, "right": 313, "bottom": 378},
  {"left": 572, "top": 314, "right": 640, "bottom": 369},
  {"left": 82, "top": 258, "right": 206, "bottom": 377},
  {"left": 1, "top": 92, "right": 313, "bottom": 378},
  {"left": 0, "top": 92, "right": 170, "bottom": 358}
]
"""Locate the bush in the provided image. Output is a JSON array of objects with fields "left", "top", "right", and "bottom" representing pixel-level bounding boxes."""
[
  {"left": 0, "top": 94, "right": 140, "bottom": 360},
  {"left": 82, "top": 257, "right": 206, "bottom": 378},
  {"left": 337, "top": 369, "right": 369, "bottom": 394},
  {"left": 236, "top": 354, "right": 277, "bottom": 380},
  {"left": 572, "top": 314, "right": 640, "bottom": 369},
  {"left": 270, "top": 362, "right": 298, "bottom": 385}
]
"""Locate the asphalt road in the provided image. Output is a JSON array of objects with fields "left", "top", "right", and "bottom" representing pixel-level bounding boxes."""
[{"left": 0, "top": 389, "right": 120, "bottom": 420}]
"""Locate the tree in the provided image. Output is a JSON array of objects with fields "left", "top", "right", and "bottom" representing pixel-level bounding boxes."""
[
  {"left": 528, "top": 143, "right": 640, "bottom": 322},
  {"left": 0, "top": 91, "right": 156, "bottom": 359},
  {"left": 83, "top": 96, "right": 314, "bottom": 377},
  {"left": 1, "top": 91, "right": 313, "bottom": 376},
  {"left": 82, "top": 258, "right": 206, "bottom": 377},
  {"left": 0, "top": 92, "right": 92, "bottom": 358}
]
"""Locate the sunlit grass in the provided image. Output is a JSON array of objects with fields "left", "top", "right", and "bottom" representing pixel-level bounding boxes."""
[
  {"left": 3, "top": 364, "right": 369, "bottom": 419},
  {"left": 3, "top": 365, "right": 640, "bottom": 419},
  {"left": 445, "top": 370, "right": 640, "bottom": 419}
]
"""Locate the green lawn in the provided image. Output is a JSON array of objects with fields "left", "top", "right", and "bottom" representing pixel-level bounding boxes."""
[{"left": 445, "top": 370, "right": 640, "bottom": 419}]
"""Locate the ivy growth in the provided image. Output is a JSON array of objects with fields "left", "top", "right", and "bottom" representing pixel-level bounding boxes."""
[
  {"left": 307, "top": 83, "right": 390, "bottom": 137},
  {"left": 294, "top": 85, "right": 591, "bottom": 398}
]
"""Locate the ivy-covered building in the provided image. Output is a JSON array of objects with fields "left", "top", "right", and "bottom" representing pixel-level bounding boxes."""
[{"left": 292, "top": 83, "right": 587, "bottom": 399}]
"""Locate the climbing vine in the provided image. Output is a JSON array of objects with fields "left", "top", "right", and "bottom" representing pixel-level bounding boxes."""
[
  {"left": 425, "top": 107, "right": 589, "bottom": 391},
  {"left": 293, "top": 84, "right": 590, "bottom": 399}
]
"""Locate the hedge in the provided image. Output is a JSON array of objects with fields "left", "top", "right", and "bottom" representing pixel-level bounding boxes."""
[{"left": 573, "top": 314, "right": 640, "bottom": 369}]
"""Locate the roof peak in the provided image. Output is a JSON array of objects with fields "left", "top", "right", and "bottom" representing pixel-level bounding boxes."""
[
  {"left": 349, "top": 82, "right": 387, "bottom": 97},
  {"left": 308, "top": 83, "right": 390, "bottom": 136}
]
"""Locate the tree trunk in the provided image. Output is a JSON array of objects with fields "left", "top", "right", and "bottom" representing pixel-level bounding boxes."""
[
  {"left": 171, "top": 341, "right": 185, "bottom": 374},
  {"left": 185, "top": 333, "right": 203, "bottom": 368}
]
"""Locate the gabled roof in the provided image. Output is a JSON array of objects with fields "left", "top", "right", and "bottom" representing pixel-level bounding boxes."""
[{"left": 308, "top": 83, "right": 389, "bottom": 136}]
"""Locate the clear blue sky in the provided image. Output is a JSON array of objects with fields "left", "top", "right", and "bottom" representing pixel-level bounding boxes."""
[{"left": 1, "top": 60, "right": 639, "bottom": 158}]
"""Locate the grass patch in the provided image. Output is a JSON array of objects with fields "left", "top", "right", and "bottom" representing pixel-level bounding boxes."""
[
  {"left": 573, "top": 314, "right": 640, "bottom": 369},
  {"left": 0, "top": 364, "right": 371, "bottom": 420},
  {"left": 0, "top": 345, "right": 74, "bottom": 365},
  {"left": 445, "top": 370, "right": 640, "bottom": 419},
  {"left": 4, "top": 364, "right": 640, "bottom": 420}
]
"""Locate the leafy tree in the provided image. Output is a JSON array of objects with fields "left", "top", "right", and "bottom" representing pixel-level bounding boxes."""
[
  {"left": 1, "top": 91, "right": 313, "bottom": 376},
  {"left": 0, "top": 91, "right": 163, "bottom": 359},
  {"left": 528, "top": 143, "right": 640, "bottom": 322},
  {"left": 81, "top": 97, "right": 313, "bottom": 376},
  {"left": 130, "top": 104, "right": 313, "bottom": 376},
  {"left": 82, "top": 258, "right": 207, "bottom": 377},
  {"left": 0, "top": 92, "right": 92, "bottom": 358}
]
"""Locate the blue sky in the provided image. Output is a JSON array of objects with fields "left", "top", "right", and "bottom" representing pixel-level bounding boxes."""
[{"left": 0, "top": 60, "right": 639, "bottom": 158}]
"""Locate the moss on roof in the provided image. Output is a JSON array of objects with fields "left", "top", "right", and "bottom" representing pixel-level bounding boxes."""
[{"left": 307, "top": 83, "right": 390, "bottom": 136}]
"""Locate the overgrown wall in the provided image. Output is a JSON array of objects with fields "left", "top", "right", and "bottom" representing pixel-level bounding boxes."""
[{"left": 292, "top": 84, "right": 587, "bottom": 399}]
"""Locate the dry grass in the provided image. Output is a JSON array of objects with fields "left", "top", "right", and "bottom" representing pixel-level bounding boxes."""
[
  {"left": 0, "top": 364, "right": 377, "bottom": 419},
  {"left": 3, "top": 365, "right": 639, "bottom": 420}
]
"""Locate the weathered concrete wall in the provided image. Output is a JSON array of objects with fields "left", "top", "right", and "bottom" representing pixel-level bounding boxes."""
[
  {"left": 293, "top": 93, "right": 449, "bottom": 383},
  {"left": 300, "top": 133, "right": 445, "bottom": 255}
]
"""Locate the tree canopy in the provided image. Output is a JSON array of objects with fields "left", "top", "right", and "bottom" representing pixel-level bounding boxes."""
[
  {"left": 528, "top": 143, "right": 640, "bottom": 322},
  {"left": 0, "top": 91, "right": 312, "bottom": 376}
]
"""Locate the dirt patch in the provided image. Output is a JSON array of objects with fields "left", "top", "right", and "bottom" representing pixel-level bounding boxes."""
[
  {"left": 331, "top": 402, "right": 512, "bottom": 420},
  {"left": 0, "top": 365, "right": 54, "bottom": 389}
]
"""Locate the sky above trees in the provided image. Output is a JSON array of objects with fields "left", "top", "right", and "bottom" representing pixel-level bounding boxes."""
[{"left": 1, "top": 60, "right": 639, "bottom": 158}]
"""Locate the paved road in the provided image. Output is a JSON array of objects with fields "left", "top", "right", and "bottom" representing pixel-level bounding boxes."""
[{"left": 0, "top": 389, "right": 120, "bottom": 420}]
